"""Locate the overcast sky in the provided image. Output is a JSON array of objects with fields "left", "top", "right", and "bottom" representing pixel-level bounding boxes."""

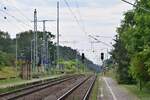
[{"left": 0, "top": 0, "right": 134, "bottom": 64}]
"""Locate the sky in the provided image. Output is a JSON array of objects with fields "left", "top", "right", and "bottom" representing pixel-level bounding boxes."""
[{"left": 0, "top": 0, "right": 134, "bottom": 64}]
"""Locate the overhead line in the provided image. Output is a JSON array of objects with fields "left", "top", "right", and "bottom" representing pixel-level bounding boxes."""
[
  {"left": 63, "top": 0, "right": 93, "bottom": 49},
  {"left": 63, "top": 0, "right": 87, "bottom": 34},
  {"left": 122, "top": 0, "right": 150, "bottom": 13},
  {"left": 2, "top": 0, "right": 32, "bottom": 22},
  {"left": 5, "top": 18, "right": 25, "bottom": 32},
  {"left": 0, "top": 9, "right": 32, "bottom": 29},
  {"left": 95, "top": 35, "right": 113, "bottom": 38},
  {"left": 0, "top": 1, "right": 32, "bottom": 29},
  {"left": 88, "top": 35, "right": 112, "bottom": 47},
  {"left": 74, "top": 0, "right": 86, "bottom": 33},
  {"left": 9, "top": 4, "right": 32, "bottom": 22}
]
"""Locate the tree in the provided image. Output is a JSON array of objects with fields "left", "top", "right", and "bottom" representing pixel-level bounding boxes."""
[
  {"left": 112, "top": 0, "right": 150, "bottom": 88},
  {"left": 16, "top": 30, "right": 54, "bottom": 61},
  {"left": 0, "top": 30, "right": 15, "bottom": 53},
  {"left": 0, "top": 51, "right": 14, "bottom": 67},
  {"left": 0, "top": 29, "right": 99, "bottom": 73},
  {"left": 111, "top": 35, "right": 134, "bottom": 84},
  {"left": 130, "top": 46, "right": 150, "bottom": 90}
]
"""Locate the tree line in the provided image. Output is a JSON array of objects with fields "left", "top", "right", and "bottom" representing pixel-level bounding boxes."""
[
  {"left": 0, "top": 30, "right": 99, "bottom": 72},
  {"left": 111, "top": 0, "right": 150, "bottom": 90}
]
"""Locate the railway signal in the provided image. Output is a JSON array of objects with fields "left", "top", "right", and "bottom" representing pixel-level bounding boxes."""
[
  {"left": 81, "top": 53, "right": 86, "bottom": 72},
  {"left": 81, "top": 53, "right": 85, "bottom": 63},
  {"left": 101, "top": 52, "right": 104, "bottom": 61}
]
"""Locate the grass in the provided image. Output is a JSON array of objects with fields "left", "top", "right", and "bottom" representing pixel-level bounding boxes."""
[
  {"left": 0, "top": 77, "right": 24, "bottom": 85},
  {"left": 0, "top": 67, "right": 18, "bottom": 79},
  {"left": 0, "top": 78, "right": 27, "bottom": 94},
  {"left": 0, "top": 86, "right": 18, "bottom": 93},
  {"left": 0, "top": 66, "right": 83, "bottom": 94},
  {"left": 122, "top": 84, "right": 150, "bottom": 100},
  {"left": 0, "top": 67, "right": 63, "bottom": 94}
]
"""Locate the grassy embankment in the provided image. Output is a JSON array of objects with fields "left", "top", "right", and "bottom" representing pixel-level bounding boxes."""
[
  {"left": 0, "top": 65, "right": 84, "bottom": 93},
  {"left": 0, "top": 67, "right": 18, "bottom": 78},
  {"left": 0, "top": 67, "right": 21, "bottom": 85},
  {"left": 0, "top": 67, "right": 60, "bottom": 93}
]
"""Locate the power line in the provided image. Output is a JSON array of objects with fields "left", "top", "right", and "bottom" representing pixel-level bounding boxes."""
[
  {"left": 0, "top": 1, "right": 32, "bottom": 29},
  {"left": 4, "top": 0, "right": 57, "bottom": 33},
  {"left": 95, "top": 35, "right": 113, "bottom": 38},
  {"left": 74, "top": 0, "right": 86, "bottom": 33},
  {"left": 63, "top": 0, "right": 87, "bottom": 35},
  {"left": 0, "top": 8, "right": 32, "bottom": 29},
  {"left": 0, "top": 15, "right": 29, "bottom": 33},
  {"left": 122, "top": 0, "right": 150, "bottom": 13},
  {"left": 63, "top": 0, "right": 93, "bottom": 51},
  {"left": 4, "top": 0, "right": 32, "bottom": 22},
  {"left": 67, "top": 0, "right": 100, "bottom": 47},
  {"left": 88, "top": 35, "right": 112, "bottom": 47},
  {"left": 5, "top": 17, "right": 26, "bottom": 32},
  {"left": 0, "top": 11, "right": 25, "bottom": 35}
]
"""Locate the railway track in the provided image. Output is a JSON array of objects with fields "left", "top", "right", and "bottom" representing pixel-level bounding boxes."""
[
  {"left": 57, "top": 75, "right": 96, "bottom": 100},
  {"left": 0, "top": 74, "right": 96, "bottom": 100},
  {"left": 0, "top": 75, "right": 72, "bottom": 95},
  {"left": 0, "top": 74, "right": 83, "bottom": 100}
]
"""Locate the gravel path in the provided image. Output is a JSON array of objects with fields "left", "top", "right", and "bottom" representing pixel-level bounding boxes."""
[{"left": 98, "top": 77, "right": 139, "bottom": 100}]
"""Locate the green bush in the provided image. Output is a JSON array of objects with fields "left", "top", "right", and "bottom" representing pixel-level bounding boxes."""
[{"left": 0, "top": 51, "right": 15, "bottom": 67}]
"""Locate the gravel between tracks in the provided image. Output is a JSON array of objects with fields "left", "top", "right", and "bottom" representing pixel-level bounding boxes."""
[
  {"left": 63, "top": 76, "right": 96, "bottom": 100},
  {"left": 13, "top": 75, "right": 86, "bottom": 100}
]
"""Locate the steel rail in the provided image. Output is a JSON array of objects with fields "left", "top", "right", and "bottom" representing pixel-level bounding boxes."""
[
  {"left": 83, "top": 76, "right": 96, "bottom": 100},
  {"left": 0, "top": 75, "right": 81, "bottom": 100},
  {"left": 0, "top": 75, "right": 74, "bottom": 97},
  {"left": 57, "top": 75, "right": 96, "bottom": 100}
]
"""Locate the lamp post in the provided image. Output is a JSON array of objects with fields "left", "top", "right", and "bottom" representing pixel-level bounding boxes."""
[{"left": 57, "top": 1, "right": 60, "bottom": 69}]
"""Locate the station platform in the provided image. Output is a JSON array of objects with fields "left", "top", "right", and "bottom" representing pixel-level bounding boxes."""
[{"left": 0, "top": 75, "right": 62, "bottom": 89}]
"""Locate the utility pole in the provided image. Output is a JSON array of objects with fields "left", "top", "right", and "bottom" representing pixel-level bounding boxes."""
[
  {"left": 57, "top": 1, "right": 60, "bottom": 69},
  {"left": 30, "top": 39, "right": 34, "bottom": 78},
  {"left": 37, "top": 20, "right": 55, "bottom": 71},
  {"left": 42, "top": 20, "right": 47, "bottom": 71},
  {"left": 33, "top": 9, "right": 38, "bottom": 71},
  {"left": 16, "top": 34, "right": 19, "bottom": 71},
  {"left": 16, "top": 34, "right": 17, "bottom": 69},
  {"left": 31, "top": 39, "right": 34, "bottom": 73}
]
